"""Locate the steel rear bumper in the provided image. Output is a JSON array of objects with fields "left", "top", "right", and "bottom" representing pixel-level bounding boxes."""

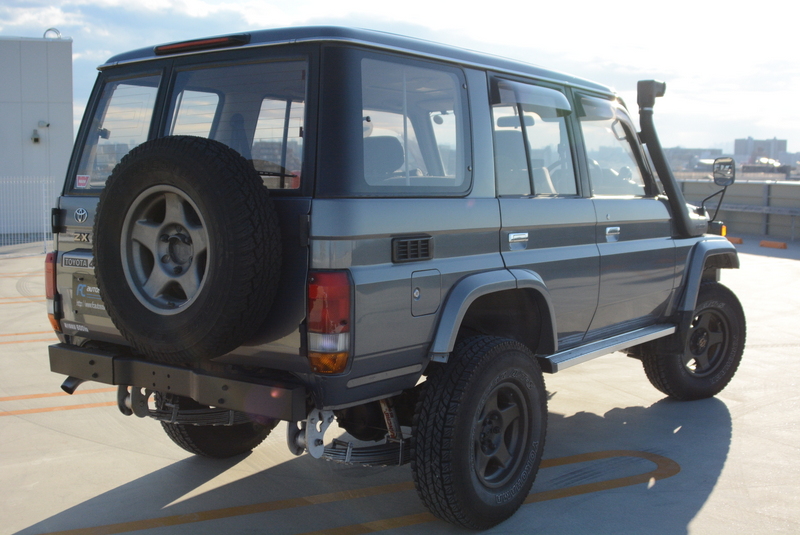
[{"left": 48, "top": 343, "right": 307, "bottom": 422}]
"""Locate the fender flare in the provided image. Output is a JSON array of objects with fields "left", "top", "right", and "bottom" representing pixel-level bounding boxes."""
[
  {"left": 677, "top": 237, "right": 739, "bottom": 330},
  {"left": 428, "top": 268, "right": 557, "bottom": 362}
]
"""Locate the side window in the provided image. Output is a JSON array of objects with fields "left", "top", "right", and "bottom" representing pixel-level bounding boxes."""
[
  {"left": 578, "top": 96, "right": 647, "bottom": 196},
  {"left": 361, "top": 57, "right": 466, "bottom": 191},
  {"left": 166, "top": 60, "right": 307, "bottom": 190},
  {"left": 73, "top": 75, "right": 160, "bottom": 190},
  {"left": 491, "top": 79, "right": 577, "bottom": 196}
]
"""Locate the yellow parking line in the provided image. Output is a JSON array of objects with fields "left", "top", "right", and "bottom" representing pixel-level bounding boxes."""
[
  {"left": 38, "top": 450, "right": 680, "bottom": 535},
  {"left": 0, "top": 387, "right": 116, "bottom": 402},
  {"left": 0, "top": 401, "right": 117, "bottom": 417},
  {"left": 0, "top": 336, "right": 56, "bottom": 345},
  {"left": 0, "top": 330, "right": 54, "bottom": 337},
  {"left": 40, "top": 482, "right": 416, "bottom": 535},
  {"left": 527, "top": 449, "right": 680, "bottom": 502}
]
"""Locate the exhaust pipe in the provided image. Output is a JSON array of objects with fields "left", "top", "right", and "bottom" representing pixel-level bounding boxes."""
[{"left": 60, "top": 376, "right": 85, "bottom": 395}]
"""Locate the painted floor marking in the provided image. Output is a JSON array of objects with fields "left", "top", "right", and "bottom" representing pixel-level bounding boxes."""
[
  {"left": 0, "top": 387, "right": 117, "bottom": 403},
  {"left": 0, "top": 401, "right": 117, "bottom": 417},
  {"left": 0, "top": 336, "right": 57, "bottom": 345},
  {"left": 37, "top": 450, "right": 680, "bottom": 535},
  {"left": 0, "top": 330, "right": 54, "bottom": 337},
  {"left": 0, "top": 299, "right": 47, "bottom": 305}
]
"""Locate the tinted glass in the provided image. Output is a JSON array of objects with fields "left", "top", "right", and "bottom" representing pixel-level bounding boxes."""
[
  {"left": 167, "top": 60, "right": 307, "bottom": 190},
  {"left": 73, "top": 75, "right": 160, "bottom": 190},
  {"left": 360, "top": 57, "right": 467, "bottom": 193},
  {"left": 491, "top": 79, "right": 577, "bottom": 196},
  {"left": 578, "top": 96, "right": 646, "bottom": 196}
]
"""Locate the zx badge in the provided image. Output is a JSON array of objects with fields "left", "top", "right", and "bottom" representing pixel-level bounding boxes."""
[{"left": 74, "top": 232, "right": 91, "bottom": 242}]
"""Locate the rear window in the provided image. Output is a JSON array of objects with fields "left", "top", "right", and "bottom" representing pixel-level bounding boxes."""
[
  {"left": 72, "top": 75, "right": 160, "bottom": 190},
  {"left": 71, "top": 59, "right": 308, "bottom": 192},
  {"left": 166, "top": 60, "right": 307, "bottom": 190}
]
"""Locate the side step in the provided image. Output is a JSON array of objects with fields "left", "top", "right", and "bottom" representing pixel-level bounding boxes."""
[{"left": 537, "top": 324, "right": 676, "bottom": 373}]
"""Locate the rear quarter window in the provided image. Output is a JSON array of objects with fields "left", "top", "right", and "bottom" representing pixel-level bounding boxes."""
[{"left": 317, "top": 49, "right": 471, "bottom": 197}]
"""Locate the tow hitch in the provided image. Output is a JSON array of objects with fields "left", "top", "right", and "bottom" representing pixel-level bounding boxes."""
[
  {"left": 287, "top": 399, "right": 411, "bottom": 465},
  {"left": 117, "top": 386, "right": 253, "bottom": 425}
]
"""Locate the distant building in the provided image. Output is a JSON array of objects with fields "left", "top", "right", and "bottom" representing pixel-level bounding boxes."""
[{"left": 734, "top": 137, "right": 788, "bottom": 165}]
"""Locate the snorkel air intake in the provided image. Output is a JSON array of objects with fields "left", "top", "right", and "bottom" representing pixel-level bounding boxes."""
[{"left": 637, "top": 80, "right": 707, "bottom": 238}]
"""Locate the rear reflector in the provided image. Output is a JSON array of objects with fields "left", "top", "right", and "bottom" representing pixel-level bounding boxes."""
[
  {"left": 45, "top": 252, "right": 60, "bottom": 332},
  {"left": 45, "top": 252, "right": 56, "bottom": 299}
]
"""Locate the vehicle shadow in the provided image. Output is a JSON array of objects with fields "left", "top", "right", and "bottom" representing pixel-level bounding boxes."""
[{"left": 17, "top": 397, "right": 731, "bottom": 535}]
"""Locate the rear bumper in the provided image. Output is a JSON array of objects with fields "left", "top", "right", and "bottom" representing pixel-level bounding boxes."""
[{"left": 49, "top": 343, "right": 308, "bottom": 422}]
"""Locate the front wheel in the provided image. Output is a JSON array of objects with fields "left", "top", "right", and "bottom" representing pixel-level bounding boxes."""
[
  {"left": 643, "top": 282, "right": 745, "bottom": 400},
  {"left": 411, "top": 336, "right": 547, "bottom": 529}
]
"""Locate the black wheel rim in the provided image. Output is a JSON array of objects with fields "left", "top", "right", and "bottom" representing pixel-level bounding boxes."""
[
  {"left": 472, "top": 381, "right": 530, "bottom": 489},
  {"left": 120, "top": 185, "right": 210, "bottom": 314},
  {"left": 684, "top": 307, "right": 730, "bottom": 377}
]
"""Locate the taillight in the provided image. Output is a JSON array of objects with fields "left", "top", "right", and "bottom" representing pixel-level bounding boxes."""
[
  {"left": 307, "top": 271, "right": 351, "bottom": 374},
  {"left": 45, "top": 252, "right": 61, "bottom": 332}
]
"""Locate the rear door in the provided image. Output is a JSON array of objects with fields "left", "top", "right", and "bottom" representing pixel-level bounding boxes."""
[
  {"left": 56, "top": 70, "right": 164, "bottom": 341},
  {"left": 493, "top": 77, "right": 600, "bottom": 349}
]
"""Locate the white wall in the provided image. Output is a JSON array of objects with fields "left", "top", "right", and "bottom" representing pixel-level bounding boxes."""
[
  {"left": 0, "top": 36, "right": 73, "bottom": 181},
  {"left": 1, "top": 35, "right": 73, "bottom": 240}
]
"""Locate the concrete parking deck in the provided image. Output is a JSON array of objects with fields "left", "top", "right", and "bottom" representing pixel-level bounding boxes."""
[{"left": 2, "top": 236, "right": 799, "bottom": 534}]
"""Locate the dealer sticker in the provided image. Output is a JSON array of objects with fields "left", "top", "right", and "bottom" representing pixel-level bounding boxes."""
[{"left": 73, "top": 273, "right": 106, "bottom": 317}]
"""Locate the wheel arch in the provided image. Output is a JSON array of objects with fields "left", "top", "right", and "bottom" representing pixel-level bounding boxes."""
[
  {"left": 428, "top": 269, "right": 557, "bottom": 362},
  {"left": 679, "top": 238, "right": 739, "bottom": 311},
  {"left": 676, "top": 237, "right": 739, "bottom": 334}
]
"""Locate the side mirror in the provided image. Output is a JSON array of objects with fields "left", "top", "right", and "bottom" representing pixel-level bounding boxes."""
[{"left": 713, "top": 157, "right": 735, "bottom": 187}]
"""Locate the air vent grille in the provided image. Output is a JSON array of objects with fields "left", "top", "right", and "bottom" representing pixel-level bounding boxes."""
[{"left": 392, "top": 237, "right": 432, "bottom": 263}]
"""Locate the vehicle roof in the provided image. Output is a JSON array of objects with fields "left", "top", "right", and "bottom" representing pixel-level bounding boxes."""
[{"left": 101, "top": 26, "right": 613, "bottom": 94}]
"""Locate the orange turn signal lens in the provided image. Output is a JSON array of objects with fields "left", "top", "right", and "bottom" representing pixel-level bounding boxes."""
[{"left": 308, "top": 351, "right": 350, "bottom": 374}]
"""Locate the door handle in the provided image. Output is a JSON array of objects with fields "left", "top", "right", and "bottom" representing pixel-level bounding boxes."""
[
  {"left": 605, "top": 227, "right": 620, "bottom": 242},
  {"left": 509, "top": 232, "right": 529, "bottom": 244}
]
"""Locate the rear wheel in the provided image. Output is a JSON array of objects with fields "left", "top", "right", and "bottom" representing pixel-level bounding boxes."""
[
  {"left": 412, "top": 336, "right": 547, "bottom": 529},
  {"left": 643, "top": 282, "right": 745, "bottom": 400}
]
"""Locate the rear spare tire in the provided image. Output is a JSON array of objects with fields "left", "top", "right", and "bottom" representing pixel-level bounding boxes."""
[{"left": 93, "top": 136, "right": 281, "bottom": 363}]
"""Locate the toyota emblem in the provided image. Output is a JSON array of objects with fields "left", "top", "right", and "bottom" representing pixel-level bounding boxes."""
[{"left": 74, "top": 208, "right": 88, "bottom": 223}]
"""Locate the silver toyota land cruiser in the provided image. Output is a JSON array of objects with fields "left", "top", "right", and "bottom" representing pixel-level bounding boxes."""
[{"left": 46, "top": 27, "right": 744, "bottom": 529}]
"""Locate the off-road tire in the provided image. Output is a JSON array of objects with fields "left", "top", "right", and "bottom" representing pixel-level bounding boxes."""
[
  {"left": 643, "top": 282, "right": 745, "bottom": 400},
  {"left": 93, "top": 136, "right": 281, "bottom": 363},
  {"left": 160, "top": 396, "right": 277, "bottom": 458},
  {"left": 411, "top": 336, "right": 547, "bottom": 530}
]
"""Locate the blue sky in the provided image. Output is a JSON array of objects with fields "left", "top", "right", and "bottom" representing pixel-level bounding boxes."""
[{"left": 2, "top": 0, "right": 797, "bottom": 154}]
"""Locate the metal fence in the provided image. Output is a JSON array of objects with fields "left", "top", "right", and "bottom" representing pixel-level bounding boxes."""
[
  {"left": 679, "top": 179, "right": 800, "bottom": 241},
  {"left": 0, "top": 176, "right": 61, "bottom": 256}
]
